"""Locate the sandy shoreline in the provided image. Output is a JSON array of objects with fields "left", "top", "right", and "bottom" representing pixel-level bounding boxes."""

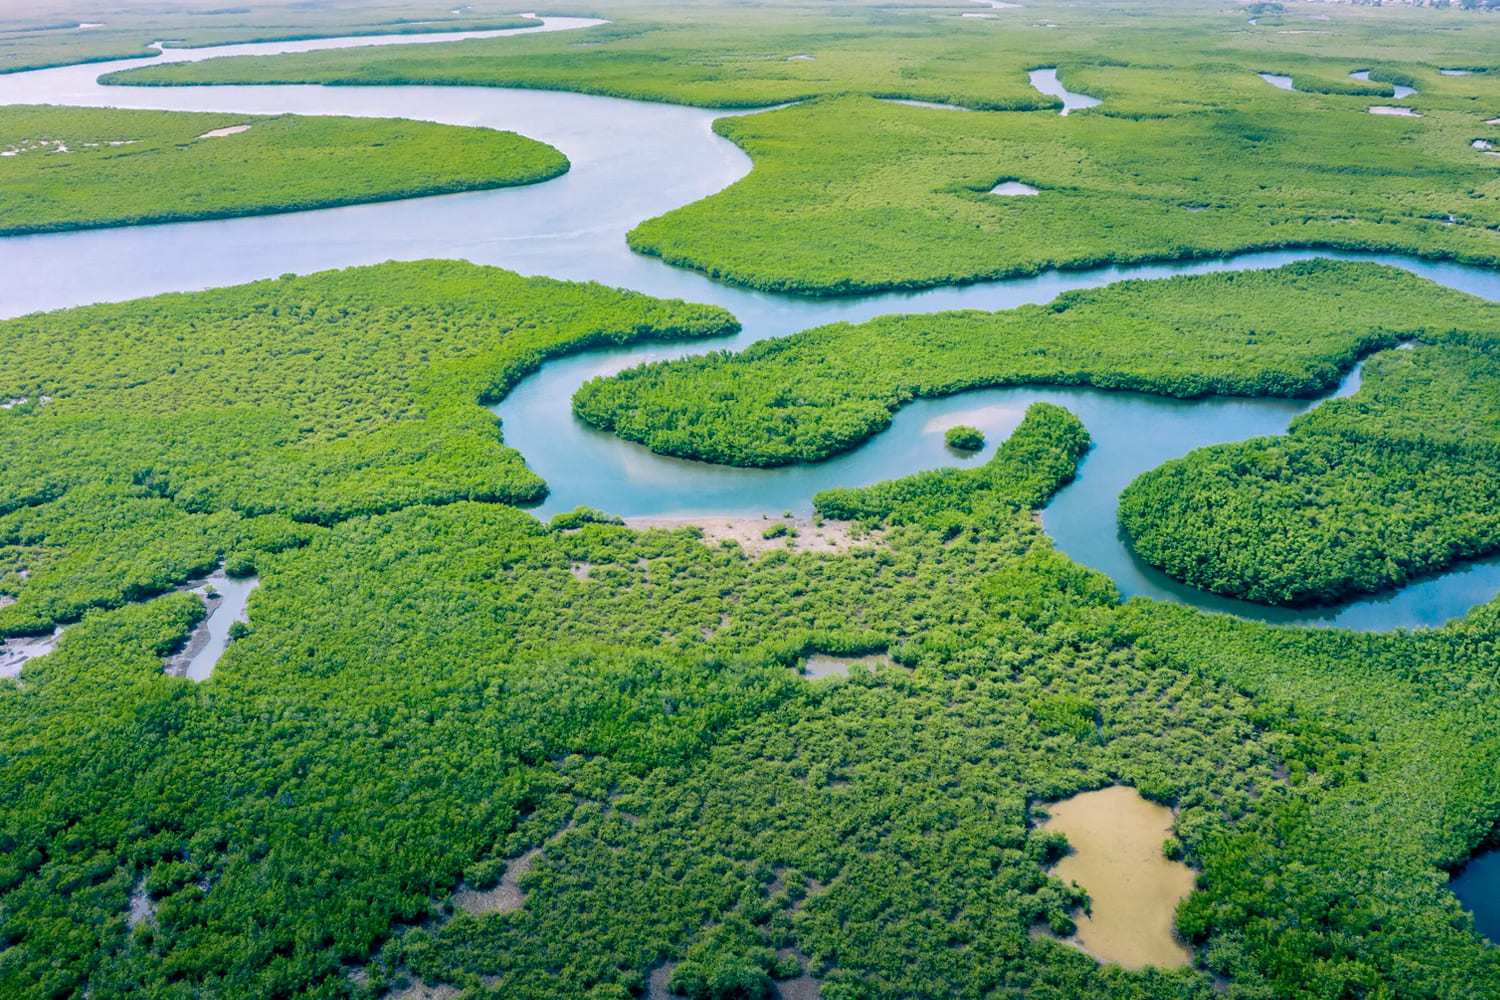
[{"left": 622, "top": 515, "right": 882, "bottom": 556}]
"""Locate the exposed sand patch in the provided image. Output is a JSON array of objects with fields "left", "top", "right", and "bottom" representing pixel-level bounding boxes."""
[
  {"left": 568, "top": 562, "right": 592, "bottom": 581},
  {"left": 387, "top": 979, "right": 459, "bottom": 1000},
  {"left": 1277, "top": 29, "right": 1328, "bottom": 34},
  {"left": 452, "top": 847, "right": 541, "bottom": 916},
  {"left": 2, "top": 139, "right": 134, "bottom": 157},
  {"left": 646, "top": 963, "right": 676, "bottom": 1000},
  {"left": 1369, "top": 106, "right": 1420, "bottom": 116},
  {"left": 1441, "top": 69, "right": 1473, "bottom": 76},
  {"left": 961, "top": 12, "right": 999, "bottom": 18},
  {"left": 776, "top": 970, "right": 823, "bottom": 999},
  {"left": 801, "top": 652, "right": 893, "bottom": 680},
  {"left": 1, "top": 627, "right": 63, "bottom": 680},
  {"left": 1488, "top": 119, "right": 1500, "bottom": 126},
  {"left": 1474, "top": 139, "right": 1494, "bottom": 150},
  {"left": 971, "top": 0, "right": 1022, "bottom": 6},
  {"left": 127, "top": 877, "right": 156, "bottom": 929},
  {"left": 990, "top": 181, "right": 1040, "bottom": 195},
  {"left": 1258, "top": 72, "right": 1294, "bottom": 90},
  {"left": 787, "top": 54, "right": 815, "bottom": 60},
  {"left": 623, "top": 516, "right": 882, "bottom": 557},
  {"left": 1039, "top": 785, "right": 1195, "bottom": 970},
  {"left": 197, "top": 125, "right": 252, "bottom": 139}
]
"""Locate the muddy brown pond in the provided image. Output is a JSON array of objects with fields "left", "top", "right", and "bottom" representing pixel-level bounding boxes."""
[{"left": 1040, "top": 785, "right": 1195, "bottom": 969}]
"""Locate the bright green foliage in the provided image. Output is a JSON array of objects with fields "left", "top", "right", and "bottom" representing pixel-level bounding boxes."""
[
  {"left": 104, "top": 3, "right": 1059, "bottom": 109},
  {"left": 813, "top": 403, "right": 1090, "bottom": 529},
  {"left": 624, "top": 90, "right": 1500, "bottom": 294},
  {"left": 0, "top": 106, "right": 567, "bottom": 235},
  {"left": 5, "top": 408, "right": 1500, "bottom": 998},
  {"left": 1121, "top": 339, "right": 1500, "bottom": 605},
  {"left": 1121, "top": 599, "right": 1500, "bottom": 1000},
  {"left": 945, "top": 425, "right": 985, "bottom": 451},
  {"left": 573, "top": 262, "right": 1492, "bottom": 466},
  {"left": 100, "top": 1, "right": 1500, "bottom": 294},
  {"left": 0, "top": 261, "right": 735, "bottom": 634},
  {"left": 0, "top": 2, "right": 537, "bottom": 75}
]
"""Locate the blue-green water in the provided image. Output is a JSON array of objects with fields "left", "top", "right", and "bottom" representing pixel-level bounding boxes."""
[{"left": 1, "top": 37, "right": 1500, "bottom": 630}]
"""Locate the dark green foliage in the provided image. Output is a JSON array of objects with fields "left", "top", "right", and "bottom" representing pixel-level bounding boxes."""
[
  {"left": 945, "top": 425, "right": 985, "bottom": 451},
  {"left": 574, "top": 262, "right": 1486, "bottom": 466},
  {"left": 761, "top": 521, "right": 789, "bottom": 539},
  {"left": 0, "top": 105, "right": 567, "bottom": 235},
  {"left": 1120, "top": 339, "right": 1500, "bottom": 605},
  {"left": 0, "top": 260, "right": 735, "bottom": 634}
]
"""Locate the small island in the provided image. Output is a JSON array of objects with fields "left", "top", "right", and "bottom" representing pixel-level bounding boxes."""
[{"left": 945, "top": 425, "right": 985, "bottom": 451}]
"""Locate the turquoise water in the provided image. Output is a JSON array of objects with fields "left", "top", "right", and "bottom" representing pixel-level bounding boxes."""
[{"left": 1, "top": 35, "right": 1500, "bottom": 630}]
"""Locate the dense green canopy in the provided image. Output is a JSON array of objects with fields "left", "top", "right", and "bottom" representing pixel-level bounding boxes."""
[{"left": 0, "top": 106, "right": 568, "bottom": 235}]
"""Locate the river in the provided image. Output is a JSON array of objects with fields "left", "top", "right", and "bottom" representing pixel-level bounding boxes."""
[{"left": 1, "top": 24, "right": 1499, "bottom": 631}]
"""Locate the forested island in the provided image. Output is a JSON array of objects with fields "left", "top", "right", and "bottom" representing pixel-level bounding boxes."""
[{"left": 4, "top": 2, "right": 1500, "bottom": 1000}]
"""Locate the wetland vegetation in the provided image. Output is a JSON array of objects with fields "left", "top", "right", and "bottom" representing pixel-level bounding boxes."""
[
  {"left": 0, "top": 1, "right": 538, "bottom": 75},
  {"left": 6, "top": 2, "right": 1500, "bottom": 999},
  {"left": 572, "top": 261, "right": 1491, "bottom": 466},
  {"left": 0, "top": 105, "right": 568, "bottom": 235},
  {"left": 106, "top": 0, "right": 1500, "bottom": 295}
]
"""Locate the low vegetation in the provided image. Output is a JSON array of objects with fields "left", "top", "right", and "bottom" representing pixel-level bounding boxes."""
[
  {"left": 1120, "top": 339, "right": 1500, "bottom": 605},
  {"left": 0, "top": 260, "right": 734, "bottom": 634},
  {"left": 573, "top": 261, "right": 1498, "bottom": 465},
  {"left": 106, "top": 0, "right": 1500, "bottom": 295},
  {"left": 945, "top": 425, "right": 984, "bottom": 451},
  {"left": 0, "top": 106, "right": 567, "bottom": 235}
]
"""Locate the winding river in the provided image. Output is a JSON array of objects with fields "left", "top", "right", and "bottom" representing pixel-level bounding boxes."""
[{"left": 2, "top": 22, "right": 1500, "bottom": 632}]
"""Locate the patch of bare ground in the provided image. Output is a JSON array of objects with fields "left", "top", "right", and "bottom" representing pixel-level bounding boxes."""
[
  {"left": 451, "top": 847, "right": 541, "bottom": 916},
  {"left": 386, "top": 978, "right": 459, "bottom": 1000},
  {"left": 645, "top": 962, "right": 676, "bottom": 1000},
  {"left": 127, "top": 877, "right": 156, "bottom": 929},
  {"left": 1, "top": 627, "right": 63, "bottom": 680},
  {"left": 569, "top": 561, "right": 592, "bottom": 581},
  {"left": 624, "top": 516, "right": 883, "bottom": 557}
]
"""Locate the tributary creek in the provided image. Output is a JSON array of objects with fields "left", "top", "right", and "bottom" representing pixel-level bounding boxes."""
[{"left": 3, "top": 23, "right": 1500, "bottom": 632}]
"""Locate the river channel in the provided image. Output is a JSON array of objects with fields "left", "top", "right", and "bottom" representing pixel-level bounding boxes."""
[{"left": 2, "top": 24, "right": 1500, "bottom": 631}]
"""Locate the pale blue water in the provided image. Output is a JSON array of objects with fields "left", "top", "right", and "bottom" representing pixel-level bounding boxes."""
[{"left": 1, "top": 32, "right": 1499, "bottom": 631}]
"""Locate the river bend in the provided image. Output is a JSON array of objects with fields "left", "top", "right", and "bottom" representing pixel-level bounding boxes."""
[{"left": 1, "top": 29, "right": 1499, "bottom": 631}]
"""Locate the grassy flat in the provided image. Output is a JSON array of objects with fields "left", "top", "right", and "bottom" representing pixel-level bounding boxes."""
[
  {"left": 0, "top": 1, "right": 539, "bottom": 75},
  {"left": 0, "top": 105, "right": 569, "bottom": 235},
  {"left": 107, "top": 0, "right": 1500, "bottom": 294}
]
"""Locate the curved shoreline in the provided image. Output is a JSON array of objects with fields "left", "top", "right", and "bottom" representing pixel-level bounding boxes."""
[{"left": 3, "top": 37, "right": 1500, "bottom": 630}]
